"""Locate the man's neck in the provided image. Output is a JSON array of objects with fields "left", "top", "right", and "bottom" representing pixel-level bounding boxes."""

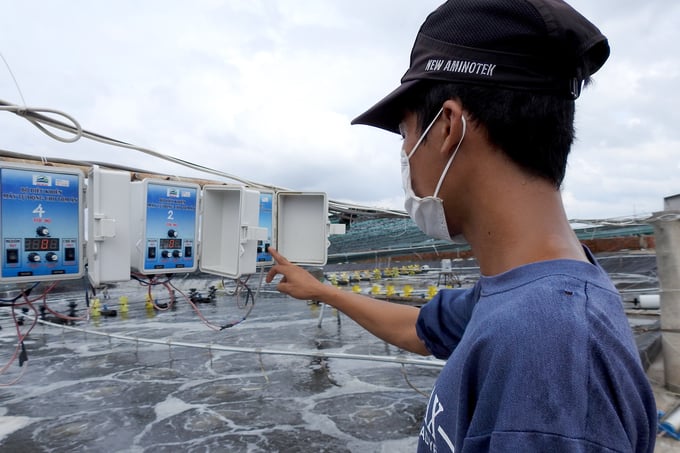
[{"left": 463, "top": 183, "right": 588, "bottom": 276}]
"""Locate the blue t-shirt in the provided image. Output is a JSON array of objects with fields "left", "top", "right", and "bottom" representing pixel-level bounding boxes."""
[{"left": 415, "top": 252, "right": 656, "bottom": 452}]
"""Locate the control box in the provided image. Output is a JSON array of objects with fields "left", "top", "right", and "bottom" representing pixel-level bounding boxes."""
[
  {"left": 86, "top": 166, "right": 131, "bottom": 287},
  {"left": 200, "top": 185, "right": 267, "bottom": 278},
  {"left": 256, "top": 190, "right": 274, "bottom": 265},
  {"left": 0, "top": 162, "right": 84, "bottom": 283},
  {"left": 130, "top": 179, "right": 199, "bottom": 274},
  {"left": 265, "top": 191, "right": 345, "bottom": 266},
  {"left": 275, "top": 192, "right": 329, "bottom": 265}
]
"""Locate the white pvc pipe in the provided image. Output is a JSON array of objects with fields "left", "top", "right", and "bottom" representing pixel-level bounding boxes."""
[
  {"left": 662, "top": 405, "right": 680, "bottom": 432},
  {"left": 635, "top": 294, "right": 660, "bottom": 309},
  {"left": 33, "top": 316, "right": 445, "bottom": 368}
]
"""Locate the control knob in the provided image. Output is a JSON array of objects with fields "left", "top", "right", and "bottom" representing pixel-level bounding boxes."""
[
  {"left": 28, "top": 253, "right": 41, "bottom": 263},
  {"left": 36, "top": 226, "right": 50, "bottom": 236},
  {"left": 46, "top": 252, "right": 59, "bottom": 262},
  {"left": 168, "top": 229, "right": 178, "bottom": 238},
  {"left": 172, "top": 250, "right": 182, "bottom": 258}
]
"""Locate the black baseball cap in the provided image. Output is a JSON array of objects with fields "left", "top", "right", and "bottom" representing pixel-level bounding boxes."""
[{"left": 351, "top": 0, "right": 610, "bottom": 133}]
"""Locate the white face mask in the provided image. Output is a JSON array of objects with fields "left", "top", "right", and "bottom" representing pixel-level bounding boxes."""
[{"left": 401, "top": 107, "right": 466, "bottom": 241}]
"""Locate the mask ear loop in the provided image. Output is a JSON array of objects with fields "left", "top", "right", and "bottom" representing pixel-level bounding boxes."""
[
  {"left": 432, "top": 115, "right": 466, "bottom": 198},
  {"left": 406, "top": 107, "right": 444, "bottom": 159}
]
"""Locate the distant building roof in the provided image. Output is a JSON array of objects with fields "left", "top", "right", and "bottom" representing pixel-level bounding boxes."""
[{"left": 664, "top": 194, "right": 680, "bottom": 210}]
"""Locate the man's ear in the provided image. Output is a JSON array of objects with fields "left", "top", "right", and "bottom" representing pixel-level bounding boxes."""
[{"left": 440, "top": 99, "right": 465, "bottom": 156}]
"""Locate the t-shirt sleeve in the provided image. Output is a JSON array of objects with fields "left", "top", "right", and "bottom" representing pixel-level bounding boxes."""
[{"left": 415, "top": 287, "right": 477, "bottom": 359}]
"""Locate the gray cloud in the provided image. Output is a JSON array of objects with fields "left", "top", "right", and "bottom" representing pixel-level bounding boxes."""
[{"left": 0, "top": 0, "right": 677, "bottom": 221}]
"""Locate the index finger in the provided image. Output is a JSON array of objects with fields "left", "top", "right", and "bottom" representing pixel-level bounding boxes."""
[{"left": 268, "top": 247, "right": 290, "bottom": 265}]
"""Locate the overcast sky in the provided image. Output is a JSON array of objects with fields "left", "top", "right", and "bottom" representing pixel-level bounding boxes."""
[{"left": 0, "top": 0, "right": 678, "bottom": 221}]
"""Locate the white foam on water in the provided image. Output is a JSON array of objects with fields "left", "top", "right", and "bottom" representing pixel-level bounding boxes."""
[
  {"left": 0, "top": 416, "right": 35, "bottom": 442},
  {"left": 154, "top": 395, "right": 195, "bottom": 421},
  {"left": 1, "top": 288, "right": 434, "bottom": 451}
]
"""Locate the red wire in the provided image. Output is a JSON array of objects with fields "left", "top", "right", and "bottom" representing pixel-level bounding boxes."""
[
  {"left": 132, "top": 273, "right": 175, "bottom": 311},
  {"left": 168, "top": 282, "right": 221, "bottom": 331},
  {"left": 0, "top": 292, "right": 40, "bottom": 385}
]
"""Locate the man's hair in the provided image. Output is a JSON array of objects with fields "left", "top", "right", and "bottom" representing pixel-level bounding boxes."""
[{"left": 405, "top": 81, "right": 576, "bottom": 188}]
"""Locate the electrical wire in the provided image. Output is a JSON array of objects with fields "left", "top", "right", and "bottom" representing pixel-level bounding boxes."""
[
  {"left": 168, "top": 282, "right": 222, "bottom": 332},
  {"left": 27, "top": 281, "right": 90, "bottom": 323},
  {"left": 400, "top": 363, "right": 430, "bottom": 398},
  {"left": 221, "top": 267, "right": 270, "bottom": 329},
  {"left": 0, "top": 98, "right": 268, "bottom": 186},
  {"left": 148, "top": 281, "right": 174, "bottom": 311},
  {"left": 130, "top": 270, "right": 259, "bottom": 331},
  {"left": 5, "top": 97, "right": 673, "bottom": 225},
  {"left": 0, "top": 53, "right": 397, "bottom": 219},
  {"left": 0, "top": 308, "right": 32, "bottom": 386},
  {"left": 0, "top": 52, "right": 27, "bottom": 107},
  {"left": 165, "top": 275, "right": 257, "bottom": 331},
  {"left": 0, "top": 283, "right": 50, "bottom": 385},
  {"left": 0, "top": 98, "right": 407, "bottom": 219},
  {"left": 218, "top": 276, "right": 255, "bottom": 330},
  {"left": 0, "top": 282, "right": 39, "bottom": 305},
  {"left": 234, "top": 275, "right": 252, "bottom": 309},
  {"left": 0, "top": 102, "right": 82, "bottom": 143},
  {"left": 129, "top": 273, "right": 179, "bottom": 312}
]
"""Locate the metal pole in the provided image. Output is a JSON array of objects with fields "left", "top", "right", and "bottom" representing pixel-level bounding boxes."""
[
  {"left": 652, "top": 210, "right": 680, "bottom": 392},
  {"left": 317, "top": 302, "right": 326, "bottom": 328}
]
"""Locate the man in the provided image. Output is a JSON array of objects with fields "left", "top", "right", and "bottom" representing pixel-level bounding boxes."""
[{"left": 266, "top": 0, "right": 657, "bottom": 451}]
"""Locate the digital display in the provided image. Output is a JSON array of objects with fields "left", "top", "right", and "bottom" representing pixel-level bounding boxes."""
[
  {"left": 24, "top": 238, "right": 60, "bottom": 251},
  {"left": 160, "top": 238, "right": 182, "bottom": 249}
]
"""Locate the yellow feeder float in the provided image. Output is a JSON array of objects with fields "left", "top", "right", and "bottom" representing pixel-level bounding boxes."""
[
  {"left": 119, "top": 295, "right": 129, "bottom": 313},
  {"left": 90, "top": 298, "right": 101, "bottom": 317}
]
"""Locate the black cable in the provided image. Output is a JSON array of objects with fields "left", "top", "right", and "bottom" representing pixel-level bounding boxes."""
[
  {"left": 220, "top": 278, "right": 255, "bottom": 330},
  {"left": 0, "top": 283, "right": 39, "bottom": 306}
]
